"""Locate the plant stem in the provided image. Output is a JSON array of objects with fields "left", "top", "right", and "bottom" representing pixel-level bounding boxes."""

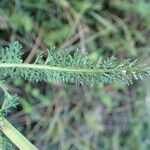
[
  {"left": 0, "top": 63, "right": 148, "bottom": 74},
  {"left": 0, "top": 117, "right": 38, "bottom": 150}
]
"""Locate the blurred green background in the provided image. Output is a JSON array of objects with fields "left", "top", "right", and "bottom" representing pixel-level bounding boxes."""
[{"left": 0, "top": 0, "right": 150, "bottom": 149}]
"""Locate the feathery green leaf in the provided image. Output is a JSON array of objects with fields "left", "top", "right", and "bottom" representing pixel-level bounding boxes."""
[{"left": 0, "top": 41, "right": 149, "bottom": 85}]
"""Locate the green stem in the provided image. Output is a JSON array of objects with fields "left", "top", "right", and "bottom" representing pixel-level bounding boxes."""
[
  {"left": 0, "top": 63, "right": 148, "bottom": 74},
  {"left": 0, "top": 117, "right": 38, "bottom": 150}
]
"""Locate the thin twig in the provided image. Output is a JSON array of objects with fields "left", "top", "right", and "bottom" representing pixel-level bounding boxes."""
[{"left": 24, "top": 29, "right": 43, "bottom": 63}]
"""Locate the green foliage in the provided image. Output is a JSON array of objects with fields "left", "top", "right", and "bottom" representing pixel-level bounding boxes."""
[
  {"left": 9, "top": 11, "right": 33, "bottom": 32},
  {"left": 0, "top": 81, "right": 19, "bottom": 115},
  {"left": 0, "top": 42, "right": 22, "bottom": 80},
  {"left": 0, "top": 42, "right": 149, "bottom": 86},
  {"left": 0, "top": 0, "right": 150, "bottom": 149},
  {"left": 0, "top": 8, "right": 33, "bottom": 32},
  {"left": 111, "top": 0, "right": 150, "bottom": 18},
  {"left": 0, "top": 40, "right": 149, "bottom": 149},
  {"left": 0, "top": 134, "right": 16, "bottom": 150},
  {"left": 43, "top": 25, "right": 71, "bottom": 46}
]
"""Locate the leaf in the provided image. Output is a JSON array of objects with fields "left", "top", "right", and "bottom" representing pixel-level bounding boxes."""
[
  {"left": 0, "top": 91, "right": 19, "bottom": 115},
  {"left": 0, "top": 42, "right": 149, "bottom": 85}
]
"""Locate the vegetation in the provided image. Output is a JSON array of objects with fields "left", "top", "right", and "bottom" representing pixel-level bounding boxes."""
[{"left": 0, "top": 0, "right": 150, "bottom": 150}]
